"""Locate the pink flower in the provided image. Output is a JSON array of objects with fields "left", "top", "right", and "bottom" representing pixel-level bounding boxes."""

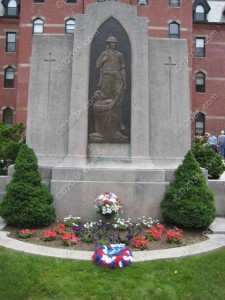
[{"left": 71, "top": 234, "right": 78, "bottom": 244}]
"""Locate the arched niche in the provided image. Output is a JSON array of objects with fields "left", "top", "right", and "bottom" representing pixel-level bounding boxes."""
[{"left": 88, "top": 17, "right": 131, "bottom": 142}]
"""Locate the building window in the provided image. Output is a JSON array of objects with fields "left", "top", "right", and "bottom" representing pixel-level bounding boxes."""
[
  {"left": 6, "top": 0, "right": 18, "bottom": 16},
  {"left": 65, "top": 19, "right": 75, "bottom": 34},
  {"left": 195, "top": 37, "right": 205, "bottom": 57},
  {"left": 195, "top": 72, "right": 205, "bottom": 93},
  {"left": 33, "top": 18, "right": 44, "bottom": 34},
  {"left": 195, "top": 112, "right": 205, "bottom": 135},
  {"left": 195, "top": 5, "right": 206, "bottom": 22},
  {"left": 4, "top": 67, "right": 15, "bottom": 88},
  {"left": 169, "top": 22, "right": 180, "bottom": 38},
  {"left": 6, "top": 32, "right": 16, "bottom": 52},
  {"left": 33, "top": 0, "right": 45, "bottom": 2},
  {"left": 169, "top": 0, "right": 180, "bottom": 7},
  {"left": 137, "top": 0, "right": 148, "bottom": 5},
  {"left": 3, "top": 108, "right": 13, "bottom": 126},
  {"left": 66, "top": 0, "right": 77, "bottom": 3}
]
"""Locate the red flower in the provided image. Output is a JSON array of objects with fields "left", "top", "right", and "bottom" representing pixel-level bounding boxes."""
[
  {"left": 157, "top": 224, "right": 164, "bottom": 231},
  {"left": 61, "top": 233, "right": 78, "bottom": 245},
  {"left": 131, "top": 235, "right": 150, "bottom": 250},
  {"left": 53, "top": 223, "right": 65, "bottom": 234},
  {"left": 103, "top": 200, "right": 109, "bottom": 205},
  {"left": 62, "top": 233, "right": 71, "bottom": 241},
  {"left": 42, "top": 229, "right": 57, "bottom": 241},
  {"left": 166, "top": 227, "right": 183, "bottom": 243},
  {"left": 145, "top": 224, "right": 164, "bottom": 241},
  {"left": 19, "top": 229, "right": 36, "bottom": 238}
]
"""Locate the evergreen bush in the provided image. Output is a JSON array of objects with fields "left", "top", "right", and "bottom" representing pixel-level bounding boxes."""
[
  {"left": 0, "top": 123, "right": 25, "bottom": 175},
  {"left": 192, "top": 143, "right": 225, "bottom": 179},
  {"left": 0, "top": 144, "right": 55, "bottom": 228},
  {"left": 160, "top": 150, "right": 216, "bottom": 229}
]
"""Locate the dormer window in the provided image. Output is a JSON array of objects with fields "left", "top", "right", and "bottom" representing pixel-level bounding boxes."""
[
  {"left": 4, "top": 0, "right": 19, "bottom": 17},
  {"left": 193, "top": 0, "right": 210, "bottom": 22},
  {"left": 6, "top": 0, "right": 19, "bottom": 17},
  {"left": 195, "top": 5, "right": 205, "bottom": 21}
]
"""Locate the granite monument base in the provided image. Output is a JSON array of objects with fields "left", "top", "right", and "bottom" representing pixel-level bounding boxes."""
[{"left": 49, "top": 163, "right": 174, "bottom": 222}]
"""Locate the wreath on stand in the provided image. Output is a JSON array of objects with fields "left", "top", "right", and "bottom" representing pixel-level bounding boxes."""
[{"left": 92, "top": 244, "right": 133, "bottom": 269}]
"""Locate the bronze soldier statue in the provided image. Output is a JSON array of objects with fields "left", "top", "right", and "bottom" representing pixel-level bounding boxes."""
[
  {"left": 96, "top": 35, "right": 126, "bottom": 101},
  {"left": 90, "top": 35, "right": 127, "bottom": 141}
]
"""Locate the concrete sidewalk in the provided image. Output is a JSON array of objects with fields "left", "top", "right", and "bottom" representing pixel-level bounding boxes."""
[{"left": 0, "top": 217, "right": 225, "bottom": 262}]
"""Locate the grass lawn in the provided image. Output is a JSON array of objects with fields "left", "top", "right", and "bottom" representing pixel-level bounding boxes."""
[{"left": 0, "top": 247, "right": 225, "bottom": 300}]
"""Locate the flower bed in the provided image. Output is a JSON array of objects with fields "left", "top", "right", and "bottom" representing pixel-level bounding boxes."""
[{"left": 4, "top": 216, "right": 208, "bottom": 252}]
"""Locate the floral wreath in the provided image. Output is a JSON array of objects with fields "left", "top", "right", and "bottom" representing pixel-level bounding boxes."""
[{"left": 92, "top": 244, "right": 133, "bottom": 269}]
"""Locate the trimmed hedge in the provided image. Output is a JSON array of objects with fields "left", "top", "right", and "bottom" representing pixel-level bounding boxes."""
[
  {"left": 0, "top": 144, "right": 55, "bottom": 228},
  {"left": 160, "top": 150, "right": 216, "bottom": 229}
]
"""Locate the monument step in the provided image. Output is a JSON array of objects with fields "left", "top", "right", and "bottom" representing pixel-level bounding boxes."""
[
  {"left": 52, "top": 167, "right": 167, "bottom": 182},
  {"left": 209, "top": 217, "right": 225, "bottom": 234}
]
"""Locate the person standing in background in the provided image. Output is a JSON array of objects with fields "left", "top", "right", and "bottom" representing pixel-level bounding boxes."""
[
  {"left": 208, "top": 132, "right": 217, "bottom": 152},
  {"left": 218, "top": 130, "right": 225, "bottom": 160}
]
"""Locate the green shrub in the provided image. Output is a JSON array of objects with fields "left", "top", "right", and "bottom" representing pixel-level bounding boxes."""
[
  {"left": 0, "top": 144, "right": 55, "bottom": 228},
  {"left": 192, "top": 143, "right": 225, "bottom": 179},
  {"left": 0, "top": 123, "right": 25, "bottom": 175},
  {"left": 160, "top": 150, "right": 216, "bottom": 229}
]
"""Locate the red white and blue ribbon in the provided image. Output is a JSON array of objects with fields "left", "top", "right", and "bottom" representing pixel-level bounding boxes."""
[{"left": 92, "top": 244, "right": 133, "bottom": 269}]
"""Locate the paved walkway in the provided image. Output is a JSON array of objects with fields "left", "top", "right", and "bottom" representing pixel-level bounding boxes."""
[{"left": 0, "top": 217, "right": 225, "bottom": 262}]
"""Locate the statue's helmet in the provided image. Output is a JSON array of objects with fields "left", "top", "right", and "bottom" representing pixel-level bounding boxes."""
[{"left": 106, "top": 35, "right": 118, "bottom": 43}]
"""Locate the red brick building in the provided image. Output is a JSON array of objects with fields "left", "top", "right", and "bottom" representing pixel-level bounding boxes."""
[{"left": 0, "top": 0, "right": 224, "bottom": 136}]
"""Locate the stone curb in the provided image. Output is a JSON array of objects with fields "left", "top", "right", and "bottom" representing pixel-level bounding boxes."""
[{"left": 0, "top": 231, "right": 225, "bottom": 262}]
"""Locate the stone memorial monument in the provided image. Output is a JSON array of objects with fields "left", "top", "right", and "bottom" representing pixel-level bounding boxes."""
[{"left": 27, "top": 2, "right": 191, "bottom": 221}]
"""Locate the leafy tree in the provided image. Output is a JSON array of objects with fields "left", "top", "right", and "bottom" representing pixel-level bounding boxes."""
[
  {"left": 0, "top": 123, "right": 25, "bottom": 175},
  {"left": 0, "top": 144, "right": 55, "bottom": 228},
  {"left": 161, "top": 150, "right": 216, "bottom": 229}
]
